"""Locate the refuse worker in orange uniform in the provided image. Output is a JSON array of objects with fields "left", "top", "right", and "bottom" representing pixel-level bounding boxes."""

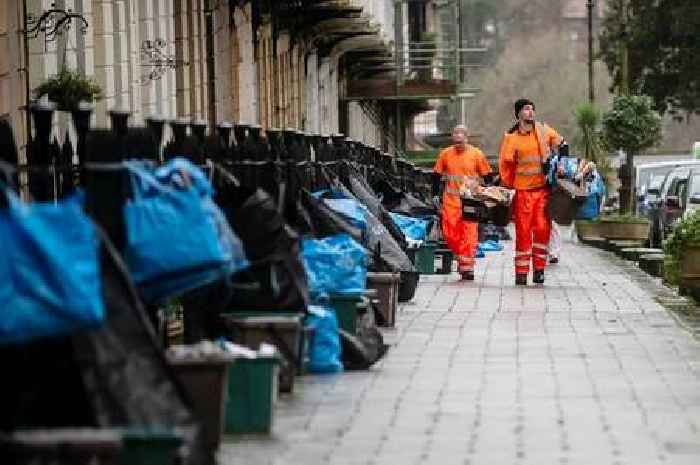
[
  {"left": 498, "top": 98, "right": 564, "bottom": 286},
  {"left": 433, "top": 125, "right": 493, "bottom": 281}
]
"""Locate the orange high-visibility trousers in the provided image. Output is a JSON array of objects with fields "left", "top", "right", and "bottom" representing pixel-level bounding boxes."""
[
  {"left": 513, "top": 187, "right": 551, "bottom": 274},
  {"left": 441, "top": 201, "right": 478, "bottom": 272}
]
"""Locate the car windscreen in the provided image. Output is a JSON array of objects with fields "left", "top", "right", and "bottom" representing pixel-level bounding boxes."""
[
  {"left": 662, "top": 169, "right": 691, "bottom": 198},
  {"left": 647, "top": 174, "right": 666, "bottom": 195},
  {"left": 690, "top": 175, "right": 700, "bottom": 198}
]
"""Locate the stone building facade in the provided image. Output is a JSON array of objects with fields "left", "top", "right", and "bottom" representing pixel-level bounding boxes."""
[
  {"left": 0, "top": 0, "right": 27, "bottom": 157},
  {"left": 1, "top": 0, "right": 402, "bottom": 159}
]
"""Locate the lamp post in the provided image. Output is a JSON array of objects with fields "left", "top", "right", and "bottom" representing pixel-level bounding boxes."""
[{"left": 587, "top": 0, "right": 595, "bottom": 104}]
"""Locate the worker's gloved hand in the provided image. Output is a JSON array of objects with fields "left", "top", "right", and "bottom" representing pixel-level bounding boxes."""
[
  {"left": 542, "top": 157, "right": 552, "bottom": 178},
  {"left": 558, "top": 141, "right": 569, "bottom": 158},
  {"left": 431, "top": 172, "right": 442, "bottom": 197}
]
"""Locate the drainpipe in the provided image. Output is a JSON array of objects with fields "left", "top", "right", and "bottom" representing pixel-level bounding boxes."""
[{"left": 22, "top": 0, "right": 31, "bottom": 152}]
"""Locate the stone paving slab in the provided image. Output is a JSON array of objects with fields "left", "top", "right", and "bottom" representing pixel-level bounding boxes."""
[{"left": 220, "top": 230, "right": 700, "bottom": 465}]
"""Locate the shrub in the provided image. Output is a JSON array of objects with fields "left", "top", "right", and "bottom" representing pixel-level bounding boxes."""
[{"left": 601, "top": 95, "right": 662, "bottom": 156}]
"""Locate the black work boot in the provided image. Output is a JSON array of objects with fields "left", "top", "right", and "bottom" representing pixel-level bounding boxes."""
[
  {"left": 533, "top": 270, "right": 545, "bottom": 284},
  {"left": 460, "top": 271, "right": 475, "bottom": 281},
  {"left": 515, "top": 273, "right": 528, "bottom": 286}
]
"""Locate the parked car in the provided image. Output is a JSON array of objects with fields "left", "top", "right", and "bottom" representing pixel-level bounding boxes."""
[
  {"left": 638, "top": 172, "right": 668, "bottom": 216},
  {"left": 682, "top": 168, "right": 700, "bottom": 219},
  {"left": 636, "top": 161, "right": 700, "bottom": 216},
  {"left": 648, "top": 165, "right": 698, "bottom": 247}
]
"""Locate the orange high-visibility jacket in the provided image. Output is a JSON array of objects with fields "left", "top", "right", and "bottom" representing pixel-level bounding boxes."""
[
  {"left": 434, "top": 145, "right": 492, "bottom": 212},
  {"left": 498, "top": 122, "right": 562, "bottom": 190}
]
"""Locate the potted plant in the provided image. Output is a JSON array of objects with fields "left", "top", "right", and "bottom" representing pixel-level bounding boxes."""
[
  {"left": 601, "top": 94, "right": 662, "bottom": 213},
  {"left": 575, "top": 218, "right": 604, "bottom": 241},
  {"left": 664, "top": 210, "right": 700, "bottom": 295},
  {"left": 34, "top": 68, "right": 102, "bottom": 111},
  {"left": 597, "top": 214, "right": 650, "bottom": 240}
]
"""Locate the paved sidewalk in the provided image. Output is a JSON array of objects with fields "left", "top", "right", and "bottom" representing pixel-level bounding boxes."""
[{"left": 221, "top": 231, "right": 700, "bottom": 465}]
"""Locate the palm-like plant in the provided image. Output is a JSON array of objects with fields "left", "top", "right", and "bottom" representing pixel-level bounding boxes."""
[{"left": 573, "top": 102, "right": 611, "bottom": 184}]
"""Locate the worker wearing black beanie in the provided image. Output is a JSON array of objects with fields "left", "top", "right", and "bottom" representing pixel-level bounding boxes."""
[{"left": 498, "top": 98, "right": 565, "bottom": 286}]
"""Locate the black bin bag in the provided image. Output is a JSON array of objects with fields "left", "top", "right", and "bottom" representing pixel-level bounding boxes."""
[
  {"left": 222, "top": 186, "right": 310, "bottom": 313},
  {"left": 296, "top": 188, "right": 363, "bottom": 242},
  {"left": 0, "top": 236, "right": 206, "bottom": 465}
]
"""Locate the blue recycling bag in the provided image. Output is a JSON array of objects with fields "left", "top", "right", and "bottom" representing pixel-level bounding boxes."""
[
  {"left": 313, "top": 189, "right": 368, "bottom": 231},
  {"left": 123, "top": 160, "right": 239, "bottom": 301},
  {"left": 301, "top": 233, "right": 367, "bottom": 300},
  {"left": 479, "top": 239, "right": 503, "bottom": 252},
  {"left": 546, "top": 154, "right": 579, "bottom": 186},
  {"left": 154, "top": 159, "right": 249, "bottom": 276},
  {"left": 576, "top": 173, "right": 606, "bottom": 220},
  {"left": 305, "top": 305, "right": 343, "bottom": 374},
  {"left": 389, "top": 212, "right": 429, "bottom": 242},
  {"left": 475, "top": 244, "right": 485, "bottom": 258},
  {"left": 321, "top": 198, "right": 368, "bottom": 232},
  {"left": 0, "top": 188, "right": 104, "bottom": 345}
]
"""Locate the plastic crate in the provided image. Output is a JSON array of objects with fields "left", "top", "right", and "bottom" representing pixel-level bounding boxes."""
[
  {"left": 224, "top": 356, "right": 280, "bottom": 434},
  {"left": 366, "top": 272, "right": 400, "bottom": 327},
  {"left": 219, "top": 313, "right": 302, "bottom": 393},
  {"left": 328, "top": 293, "right": 363, "bottom": 335}
]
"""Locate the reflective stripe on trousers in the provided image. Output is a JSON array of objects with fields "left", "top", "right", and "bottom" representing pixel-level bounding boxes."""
[
  {"left": 441, "top": 206, "right": 478, "bottom": 273},
  {"left": 513, "top": 187, "right": 551, "bottom": 273}
]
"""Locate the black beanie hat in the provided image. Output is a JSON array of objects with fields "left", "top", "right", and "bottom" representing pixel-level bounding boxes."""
[{"left": 514, "top": 98, "right": 534, "bottom": 118}]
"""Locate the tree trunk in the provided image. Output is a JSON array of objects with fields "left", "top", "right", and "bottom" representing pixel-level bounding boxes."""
[{"left": 619, "top": 150, "right": 635, "bottom": 214}]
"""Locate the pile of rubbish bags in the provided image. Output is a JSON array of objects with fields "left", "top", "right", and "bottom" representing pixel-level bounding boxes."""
[{"left": 2, "top": 125, "right": 442, "bottom": 464}]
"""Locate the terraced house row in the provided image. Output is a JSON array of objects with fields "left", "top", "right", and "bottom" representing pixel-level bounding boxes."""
[{"left": 1, "top": 1, "right": 473, "bottom": 163}]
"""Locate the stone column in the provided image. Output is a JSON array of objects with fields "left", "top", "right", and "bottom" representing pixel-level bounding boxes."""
[
  {"left": 93, "top": 0, "right": 117, "bottom": 126},
  {"left": 173, "top": 0, "right": 190, "bottom": 117},
  {"left": 0, "top": 0, "right": 27, "bottom": 161},
  {"left": 304, "top": 50, "right": 319, "bottom": 133},
  {"left": 235, "top": 3, "right": 256, "bottom": 124},
  {"left": 212, "top": 0, "right": 231, "bottom": 122},
  {"left": 318, "top": 57, "right": 331, "bottom": 134}
]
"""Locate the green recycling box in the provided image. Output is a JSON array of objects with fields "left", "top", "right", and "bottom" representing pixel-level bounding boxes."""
[
  {"left": 414, "top": 242, "right": 438, "bottom": 274},
  {"left": 328, "top": 293, "right": 364, "bottom": 335},
  {"left": 120, "top": 429, "right": 182, "bottom": 465},
  {"left": 224, "top": 355, "right": 280, "bottom": 434}
]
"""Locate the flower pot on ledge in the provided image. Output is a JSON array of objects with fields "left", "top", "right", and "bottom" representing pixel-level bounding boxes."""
[
  {"left": 598, "top": 217, "right": 650, "bottom": 241},
  {"left": 575, "top": 220, "right": 604, "bottom": 241},
  {"left": 680, "top": 244, "right": 700, "bottom": 295}
]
